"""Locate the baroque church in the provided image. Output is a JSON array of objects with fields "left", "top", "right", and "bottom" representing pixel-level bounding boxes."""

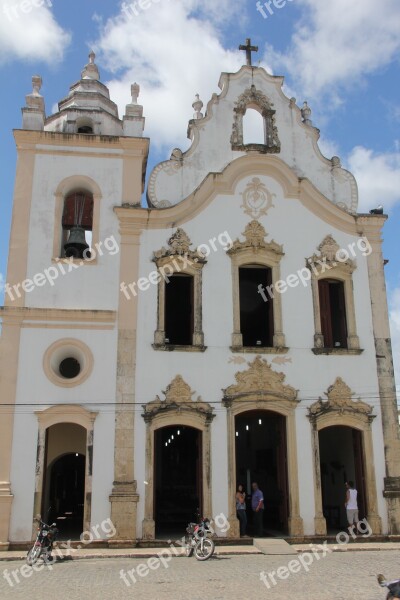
[{"left": 1, "top": 41, "right": 400, "bottom": 547}]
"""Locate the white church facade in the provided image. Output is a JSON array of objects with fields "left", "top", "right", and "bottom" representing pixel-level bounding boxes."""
[{"left": 1, "top": 45, "right": 400, "bottom": 547}]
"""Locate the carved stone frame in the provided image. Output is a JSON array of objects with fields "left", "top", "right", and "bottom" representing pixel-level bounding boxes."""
[
  {"left": 227, "top": 221, "right": 287, "bottom": 353},
  {"left": 307, "top": 378, "right": 381, "bottom": 535},
  {"left": 230, "top": 85, "right": 281, "bottom": 153},
  {"left": 307, "top": 235, "right": 361, "bottom": 354},
  {"left": 33, "top": 405, "right": 98, "bottom": 539},
  {"left": 223, "top": 357, "right": 304, "bottom": 537},
  {"left": 153, "top": 229, "right": 206, "bottom": 352},
  {"left": 141, "top": 376, "right": 215, "bottom": 539}
]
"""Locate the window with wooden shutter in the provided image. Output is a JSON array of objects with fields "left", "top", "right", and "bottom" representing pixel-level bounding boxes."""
[{"left": 318, "top": 279, "right": 348, "bottom": 348}]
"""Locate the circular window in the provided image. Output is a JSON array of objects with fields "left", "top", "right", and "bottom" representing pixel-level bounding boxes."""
[
  {"left": 59, "top": 357, "right": 81, "bottom": 379},
  {"left": 43, "top": 339, "right": 93, "bottom": 387}
]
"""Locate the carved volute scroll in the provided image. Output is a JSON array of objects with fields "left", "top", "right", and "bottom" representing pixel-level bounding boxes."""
[
  {"left": 308, "top": 377, "right": 375, "bottom": 424},
  {"left": 223, "top": 356, "right": 298, "bottom": 406},
  {"left": 142, "top": 375, "right": 215, "bottom": 423},
  {"left": 227, "top": 220, "right": 283, "bottom": 257}
]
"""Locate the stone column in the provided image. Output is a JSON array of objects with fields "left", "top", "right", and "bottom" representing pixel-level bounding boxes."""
[
  {"left": 31, "top": 426, "right": 47, "bottom": 539},
  {"left": 363, "top": 425, "right": 382, "bottom": 534},
  {"left": 225, "top": 403, "right": 240, "bottom": 538},
  {"left": 310, "top": 423, "right": 327, "bottom": 535},
  {"left": 0, "top": 314, "right": 23, "bottom": 549},
  {"left": 109, "top": 215, "right": 142, "bottom": 542},
  {"left": 286, "top": 412, "right": 304, "bottom": 537},
  {"left": 359, "top": 218, "right": 400, "bottom": 533}
]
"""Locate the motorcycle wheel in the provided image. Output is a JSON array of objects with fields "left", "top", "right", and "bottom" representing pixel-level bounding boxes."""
[
  {"left": 194, "top": 538, "right": 215, "bottom": 561},
  {"left": 26, "top": 545, "right": 42, "bottom": 566},
  {"left": 184, "top": 537, "right": 194, "bottom": 557}
]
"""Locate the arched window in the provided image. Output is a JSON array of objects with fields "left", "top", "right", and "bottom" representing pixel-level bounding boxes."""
[
  {"left": 76, "top": 117, "right": 94, "bottom": 135},
  {"left": 242, "top": 108, "right": 265, "bottom": 145},
  {"left": 61, "top": 191, "right": 94, "bottom": 258}
]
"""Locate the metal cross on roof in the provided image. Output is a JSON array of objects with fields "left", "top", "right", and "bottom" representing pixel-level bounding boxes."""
[{"left": 239, "top": 38, "right": 259, "bottom": 66}]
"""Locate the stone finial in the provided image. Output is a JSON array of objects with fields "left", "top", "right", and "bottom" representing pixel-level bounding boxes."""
[
  {"left": 131, "top": 83, "right": 140, "bottom": 104},
  {"left": 81, "top": 50, "right": 100, "bottom": 80},
  {"left": 32, "top": 75, "right": 42, "bottom": 96},
  {"left": 331, "top": 156, "right": 341, "bottom": 168},
  {"left": 301, "top": 101, "right": 312, "bottom": 126},
  {"left": 192, "top": 93, "right": 204, "bottom": 119},
  {"left": 23, "top": 75, "right": 45, "bottom": 130},
  {"left": 123, "top": 81, "right": 145, "bottom": 136}
]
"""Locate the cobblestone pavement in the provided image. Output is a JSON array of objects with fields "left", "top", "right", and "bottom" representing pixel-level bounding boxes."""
[{"left": 0, "top": 551, "right": 398, "bottom": 600}]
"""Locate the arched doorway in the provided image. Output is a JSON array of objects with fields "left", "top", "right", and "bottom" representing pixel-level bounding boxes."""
[
  {"left": 42, "top": 423, "right": 87, "bottom": 539},
  {"left": 319, "top": 425, "right": 367, "bottom": 531},
  {"left": 235, "top": 410, "right": 288, "bottom": 535},
  {"left": 154, "top": 425, "right": 202, "bottom": 535}
]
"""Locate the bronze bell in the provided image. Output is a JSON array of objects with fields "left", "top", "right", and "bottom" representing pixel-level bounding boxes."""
[{"left": 64, "top": 226, "right": 90, "bottom": 259}]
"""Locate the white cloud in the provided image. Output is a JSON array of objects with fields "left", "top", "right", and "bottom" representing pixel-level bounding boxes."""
[
  {"left": 267, "top": 0, "right": 400, "bottom": 100},
  {"left": 0, "top": 272, "right": 4, "bottom": 293},
  {"left": 346, "top": 146, "right": 400, "bottom": 212},
  {"left": 92, "top": 0, "right": 256, "bottom": 151},
  {"left": 0, "top": 0, "right": 71, "bottom": 64},
  {"left": 389, "top": 287, "right": 400, "bottom": 398}
]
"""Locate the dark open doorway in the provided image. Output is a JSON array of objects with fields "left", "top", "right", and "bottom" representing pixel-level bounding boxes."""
[
  {"left": 319, "top": 426, "right": 367, "bottom": 531},
  {"left": 154, "top": 425, "right": 202, "bottom": 536},
  {"left": 235, "top": 410, "right": 288, "bottom": 536},
  {"left": 239, "top": 265, "right": 273, "bottom": 347},
  {"left": 46, "top": 453, "right": 85, "bottom": 539}
]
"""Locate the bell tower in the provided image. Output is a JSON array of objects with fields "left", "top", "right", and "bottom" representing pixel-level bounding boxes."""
[{"left": 0, "top": 53, "right": 149, "bottom": 546}]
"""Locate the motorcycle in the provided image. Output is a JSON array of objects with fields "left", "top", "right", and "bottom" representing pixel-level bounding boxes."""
[
  {"left": 26, "top": 517, "right": 58, "bottom": 566},
  {"left": 377, "top": 574, "right": 400, "bottom": 599},
  {"left": 184, "top": 515, "right": 215, "bottom": 561}
]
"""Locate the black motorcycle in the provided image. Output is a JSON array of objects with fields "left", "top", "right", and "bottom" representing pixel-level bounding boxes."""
[
  {"left": 377, "top": 574, "right": 400, "bottom": 599},
  {"left": 26, "top": 518, "right": 58, "bottom": 566}
]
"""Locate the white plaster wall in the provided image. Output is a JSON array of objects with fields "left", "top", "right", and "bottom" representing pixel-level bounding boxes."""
[
  {"left": 135, "top": 170, "right": 387, "bottom": 534},
  {"left": 24, "top": 151, "right": 122, "bottom": 310},
  {"left": 9, "top": 327, "right": 117, "bottom": 541}
]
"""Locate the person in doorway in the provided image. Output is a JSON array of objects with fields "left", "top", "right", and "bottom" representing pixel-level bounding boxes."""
[
  {"left": 236, "top": 484, "right": 247, "bottom": 537},
  {"left": 345, "top": 481, "right": 359, "bottom": 533},
  {"left": 251, "top": 482, "right": 264, "bottom": 537}
]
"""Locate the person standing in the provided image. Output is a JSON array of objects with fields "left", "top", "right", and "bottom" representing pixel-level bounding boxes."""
[
  {"left": 345, "top": 481, "right": 358, "bottom": 531},
  {"left": 251, "top": 482, "right": 264, "bottom": 537},
  {"left": 236, "top": 484, "right": 247, "bottom": 537}
]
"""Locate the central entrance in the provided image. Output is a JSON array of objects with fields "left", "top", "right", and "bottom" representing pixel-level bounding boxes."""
[
  {"left": 154, "top": 425, "right": 202, "bottom": 536},
  {"left": 235, "top": 410, "right": 288, "bottom": 535}
]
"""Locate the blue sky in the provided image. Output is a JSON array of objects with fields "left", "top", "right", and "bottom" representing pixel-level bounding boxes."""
[{"left": 0, "top": 0, "right": 399, "bottom": 386}]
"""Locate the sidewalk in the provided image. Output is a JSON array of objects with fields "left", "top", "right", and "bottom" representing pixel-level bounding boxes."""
[{"left": 0, "top": 540, "right": 399, "bottom": 562}]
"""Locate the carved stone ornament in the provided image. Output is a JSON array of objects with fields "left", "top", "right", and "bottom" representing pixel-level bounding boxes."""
[
  {"left": 231, "top": 85, "right": 280, "bottom": 152},
  {"left": 153, "top": 228, "right": 206, "bottom": 265},
  {"left": 308, "top": 377, "right": 374, "bottom": 423},
  {"left": 227, "top": 220, "right": 283, "bottom": 257},
  {"left": 307, "top": 234, "right": 355, "bottom": 272},
  {"left": 142, "top": 375, "right": 215, "bottom": 423},
  {"left": 223, "top": 356, "right": 298, "bottom": 405},
  {"left": 240, "top": 177, "right": 276, "bottom": 218}
]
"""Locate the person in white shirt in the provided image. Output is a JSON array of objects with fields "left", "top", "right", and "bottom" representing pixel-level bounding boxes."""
[{"left": 345, "top": 481, "right": 359, "bottom": 530}]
